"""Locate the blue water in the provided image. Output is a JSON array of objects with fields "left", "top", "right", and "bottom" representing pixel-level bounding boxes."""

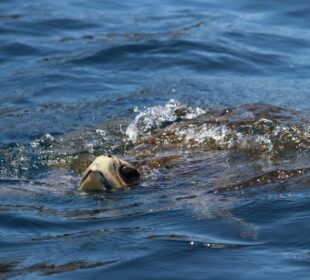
[{"left": 1, "top": 0, "right": 310, "bottom": 279}]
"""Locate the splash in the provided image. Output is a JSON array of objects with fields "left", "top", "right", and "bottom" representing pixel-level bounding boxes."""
[
  {"left": 126, "top": 99, "right": 206, "bottom": 142},
  {"left": 127, "top": 102, "right": 310, "bottom": 153}
]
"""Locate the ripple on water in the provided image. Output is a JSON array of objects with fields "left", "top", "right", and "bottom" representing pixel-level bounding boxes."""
[{"left": 1, "top": 0, "right": 310, "bottom": 278}]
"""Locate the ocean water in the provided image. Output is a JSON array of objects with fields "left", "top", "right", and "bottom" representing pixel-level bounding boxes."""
[{"left": 1, "top": 0, "right": 310, "bottom": 279}]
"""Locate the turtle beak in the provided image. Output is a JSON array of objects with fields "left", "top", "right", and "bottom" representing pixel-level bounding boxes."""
[
  {"left": 79, "top": 155, "right": 140, "bottom": 191},
  {"left": 79, "top": 170, "right": 112, "bottom": 191}
]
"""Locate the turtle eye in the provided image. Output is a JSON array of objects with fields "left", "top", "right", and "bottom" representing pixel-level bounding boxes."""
[{"left": 119, "top": 165, "right": 140, "bottom": 185}]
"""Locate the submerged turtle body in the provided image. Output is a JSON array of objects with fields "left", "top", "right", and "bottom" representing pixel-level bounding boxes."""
[{"left": 129, "top": 103, "right": 310, "bottom": 154}]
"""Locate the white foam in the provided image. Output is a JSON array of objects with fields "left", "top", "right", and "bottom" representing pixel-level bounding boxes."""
[
  {"left": 31, "top": 133, "right": 55, "bottom": 148},
  {"left": 126, "top": 99, "right": 206, "bottom": 142}
]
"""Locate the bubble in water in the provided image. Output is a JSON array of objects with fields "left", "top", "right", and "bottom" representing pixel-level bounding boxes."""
[
  {"left": 31, "top": 133, "right": 55, "bottom": 148},
  {"left": 95, "top": 129, "right": 106, "bottom": 137}
]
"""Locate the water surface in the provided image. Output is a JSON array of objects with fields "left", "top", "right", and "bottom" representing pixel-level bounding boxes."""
[{"left": 1, "top": 0, "right": 310, "bottom": 279}]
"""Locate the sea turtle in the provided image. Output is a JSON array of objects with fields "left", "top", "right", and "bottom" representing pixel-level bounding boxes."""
[
  {"left": 75, "top": 101, "right": 310, "bottom": 192},
  {"left": 5, "top": 101, "right": 307, "bottom": 193}
]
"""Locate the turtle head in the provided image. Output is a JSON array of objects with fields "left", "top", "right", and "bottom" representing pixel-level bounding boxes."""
[{"left": 79, "top": 155, "right": 140, "bottom": 192}]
